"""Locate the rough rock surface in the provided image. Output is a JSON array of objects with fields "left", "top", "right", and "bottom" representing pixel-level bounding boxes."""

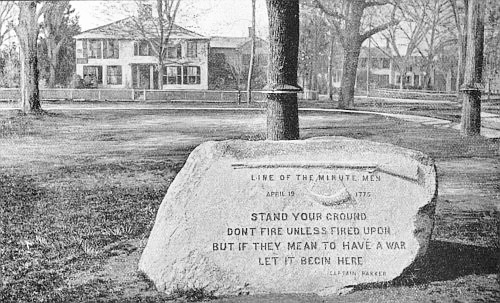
[{"left": 139, "top": 137, "right": 437, "bottom": 296}]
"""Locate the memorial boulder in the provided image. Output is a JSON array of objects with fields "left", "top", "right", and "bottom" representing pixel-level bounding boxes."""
[{"left": 139, "top": 137, "right": 437, "bottom": 296}]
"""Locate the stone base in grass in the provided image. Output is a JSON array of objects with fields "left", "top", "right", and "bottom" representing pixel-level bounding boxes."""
[{"left": 139, "top": 137, "right": 437, "bottom": 296}]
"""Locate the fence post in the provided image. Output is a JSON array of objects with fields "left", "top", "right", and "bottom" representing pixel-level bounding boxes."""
[
  {"left": 132, "top": 89, "right": 135, "bottom": 101},
  {"left": 98, "top": 89, "right": 102, "bottom": 101}
]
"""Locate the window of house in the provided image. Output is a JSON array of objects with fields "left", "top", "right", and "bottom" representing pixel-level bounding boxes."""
[
  {"left": 165, "top": 66, "right": 182, "bottom": 84},
  {"left": 134, "top": 41, "right": 153, "bottom": 56},
  {"left": 83, "top": 66, "right": 103, "bottom": 84},
  {"left": 187, "top": 41, "right": 197, "bottom": 58},
  {"left": 183, "top": 66, "right": 201, "bottom": 84},
  {"left": 88, "top": 40, "right": 102, "bottom": 59},
  {"left": 414, "top": 75, "right": 420, "bottom": 86},
  {"left": 382, "top": 58, "right": 390, "bottom": 69},
  {"left": 107, "top": 65, "right": 122, "bottom": 85},
  {"left": 371, "top": 59, "right": 380, "bottom": 69},
  {"left": 167, "top": 45, "right": 181, "bottom": 59},
  {"left": 396, "top": 75, "right": 401, "bottom": 84},
  {"left": 103, "top": 40, "right": 119, "bottom": 59}
]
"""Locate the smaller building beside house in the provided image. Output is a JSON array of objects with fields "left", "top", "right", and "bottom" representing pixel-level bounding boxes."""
[
  {"left": 73, "top": 17, "right": 209, "bottom": 90},
  {"left": 209, "top": 33, "right": 269, "bottom": 90}
]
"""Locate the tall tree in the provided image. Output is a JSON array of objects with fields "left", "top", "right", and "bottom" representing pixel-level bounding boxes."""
[
  {"left": 460, "top": 0, "right": 485, "bottom": 136},
  {"left": 298, "top": 4, "right": 330, "bottom": 100},
  {"left": 265, "top": 0, "right": 300, "bottom": 140},
  {"left": 417, "top": 0, "right": 456, "bottom": 90},
  {"left": 313, "top": 0, "right": 398, "bottom": 109},
  {"left": 372, "top": 0, "right": 455, "bottom": 90},
  {"left": 483, "top": 0, "right": 500, "bottom": 94},
  {"left": 131, "top": 0, "right": 181, "bottom": 89},
  {"left": 0, "top": 2, "right": 14, "bottom": 48},
  {"left": 326, "top": 34, "right": 336, "bottom": 100},
  {"left": 40, "top": 10, "right": 80, "bottom": 87},
  {"left": 246, "top": 0, "right": 256, "bottom": 103},
  {"left": 382, "top": 0, "right": 431, "bottom": 89},
  {"left": 40, "top": 1, "right": 70, "bottom": 88},
  {"left": 0, "top": 42, "right": 20, "bottom": 88},
  {"left": 449, "top": 0, "right": 468, "bottom": 92},
  {"left": 14, "top": 1, "right": 48, "bottom": 113}
]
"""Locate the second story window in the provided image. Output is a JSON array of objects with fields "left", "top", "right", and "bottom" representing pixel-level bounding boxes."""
[
  {"left": 88, "top": 40, "right": 102, "bottom": 59},
  {"left": 104, "top": 40, "right": 119, "bottom": 59},
  {"left": 167, "top": 45, "right": 181, "bottom": 59},
  {"left": 134, "top": 41, "right": 153, "bottom": 56},
  {"left": 187, "top": 41, "right": 197, "bottom": 58},
  {"left": 382, "top": 58, "right": 390, "bottom": 69}
]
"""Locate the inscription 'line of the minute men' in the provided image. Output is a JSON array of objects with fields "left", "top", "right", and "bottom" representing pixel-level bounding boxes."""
[
  {"left": 250, "top": 174, "right": 381, "bottom": 182},
  {"left": 232, "top": 162, "right": 420, "bottom": 184}
]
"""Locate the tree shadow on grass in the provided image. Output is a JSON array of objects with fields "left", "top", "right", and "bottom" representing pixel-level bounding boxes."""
[
  {"left": 357, "top": 240, "right": 498, "bottom": 290},
  {"left": 396, "top": 240, "right": 497, "bottom": 284}
]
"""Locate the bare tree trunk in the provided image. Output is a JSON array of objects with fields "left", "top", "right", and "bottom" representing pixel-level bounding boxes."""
[
  {"left": 456, "top": 0, "right": 468, "bottom": 92},
  {"left": 311, "top": 24, "right": 319, "bottom": 100},
  {"left": 265, "top": 0, "right": 300, "bottom": 140},
  {"left": 327, "top": 34, "right": 335, "bottom": 101},
  {"left": 16, "top": 1, "right": 41, "bottom": 113},
  {"left": 339, "top": 39, "right": 361, "bottom": 109},
  {"left": 247, "top": 0, "right": 256, "bottom": 103},
  {"left": 338, "top": 1, "right": 363, "bottom": 109},
  {"left": 48, "top": 54, "right": 57, "bottom": 88},
  {"left": 157, "top": 0, "right": 165, "bottom": 90},
  {"left": 236, "top": 75, "right": 241, "bottom": 104},
  {"left": 460, "top": 0, "right": 484, "bottom": 136},
  {"left": 399, "top": 67, "right": 404, "bottom": 90},
  {"left": 43, "top": 1, "right": 69, "bottom": 88}
]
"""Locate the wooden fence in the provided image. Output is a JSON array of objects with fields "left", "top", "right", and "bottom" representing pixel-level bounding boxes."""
[{"left": 0, "top": 89, "right": 269, "bottom": 103}]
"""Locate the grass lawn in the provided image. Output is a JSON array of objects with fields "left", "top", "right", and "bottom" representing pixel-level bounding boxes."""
[{"left": 0, "top": 106, "right": 498, "bottom": 302}]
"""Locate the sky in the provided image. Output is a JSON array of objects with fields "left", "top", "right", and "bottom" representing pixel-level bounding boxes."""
[{"left": 70, "top": 0, "right": 270, "bottom": 38}]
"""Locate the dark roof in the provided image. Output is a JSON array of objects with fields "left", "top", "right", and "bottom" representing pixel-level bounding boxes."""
[
  {"left": 210, "top": 36, "right": 251, "bottom": 48},
  {"left": 210, "top": 36, "right": 268, "bottom": 49},
  {"left": 74, "top": 17, "right": 207, "bottom": 40}
]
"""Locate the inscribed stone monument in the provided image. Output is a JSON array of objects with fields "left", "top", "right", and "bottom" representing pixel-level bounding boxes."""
[{"left": 139, "top": 137, "right": 437, "bottom": 296}]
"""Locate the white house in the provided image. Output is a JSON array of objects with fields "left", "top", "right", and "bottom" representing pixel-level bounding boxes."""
[
  {"left": 73, "top": 17, "right": 209, "bottom": 90},
  {"left": 330, "top": 47, "right": 426, "bottom": 89}
]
